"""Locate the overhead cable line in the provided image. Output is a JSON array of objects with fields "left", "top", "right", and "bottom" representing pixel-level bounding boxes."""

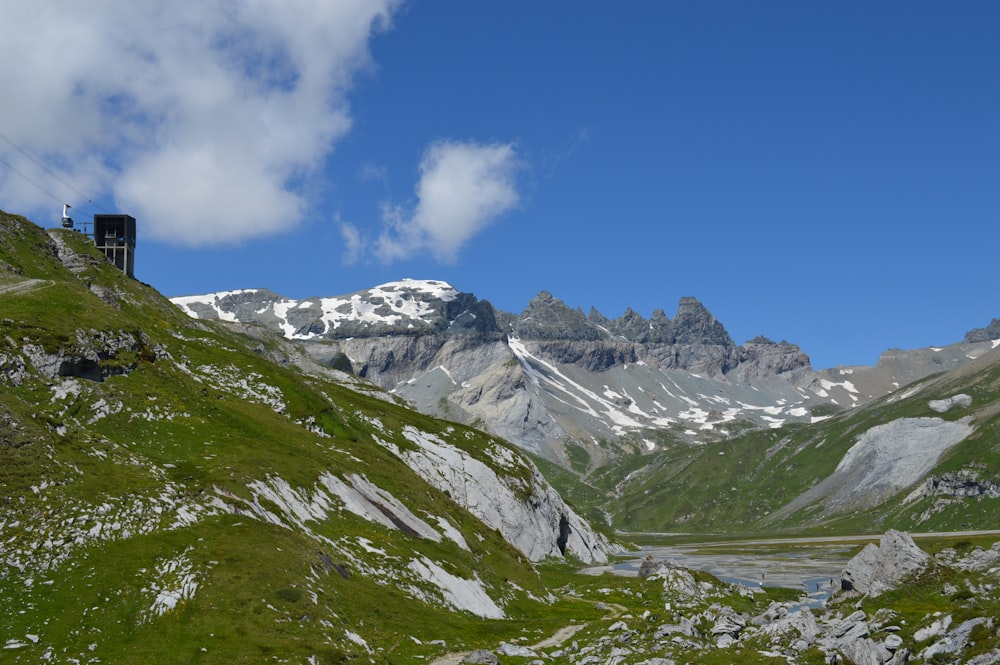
[
  {"left": 0, "top": 153, "right": 65, "bottom": 204},
  {"left": 0, "top": 130, "right": 109, "bottom": 213}
]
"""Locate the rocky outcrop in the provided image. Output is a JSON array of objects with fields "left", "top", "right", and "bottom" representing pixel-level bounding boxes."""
[
  {"left": 726, "top": 337, "right": 812, "bottom": 382},
  {"left": 16, "top": 329, "right": 161, "bottom": 383},
  {"left": 929, "top": 393, "right": 973, "bottom": 413},
  {"left": 376, "top": 426, "right": 613, "bottom": 563},
  {"left": 529, "top": 340, "right": 638, "bottom": 372},
  {"left": 915, "top": 469, "right": 1000, "bottom": 500},
  {"left": 965, "top": 318, "right": 1000, "bottom": 343},
  {"left": 671, "top": 297, "right": 733, "bottom": 346},
  {"left": 839, "top": 530, "right": 930, "bottom": 597},
  {"left": 513, "top": 291, "right": 603, "bottom": 341},
  {"left": 461, "top": 650, "right": 499, "bottom": 664}
]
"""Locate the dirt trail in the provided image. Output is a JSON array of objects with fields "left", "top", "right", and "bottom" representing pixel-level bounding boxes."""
[{"left": 0, "top": 278, "right": 50, "bottom": 296}]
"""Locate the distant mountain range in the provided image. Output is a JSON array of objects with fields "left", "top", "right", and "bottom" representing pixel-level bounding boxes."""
[{"left": 171, "top": 279, "right": 1000, "bottom": 467}]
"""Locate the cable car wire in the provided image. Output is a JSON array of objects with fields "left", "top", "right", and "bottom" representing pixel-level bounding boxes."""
[
  {"left": 0, "top": 153, "right": 65, "bottom": 204},
  {"left": 0, "top": 130, "right": 109, "bottom": 212}
]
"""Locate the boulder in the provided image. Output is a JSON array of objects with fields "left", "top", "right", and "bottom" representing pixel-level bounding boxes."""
[
  {"left": 710, "top": 606, "right": 746, "bottom": 637},
  {"left": 840, "top": 530, "right": 929, "bottom": 597},
  {"left": 462, "top": 650, "right": 499, "bottom": 664},
  {"left": 638, "top": 554, "right": 661, "bottom": 578},
  {"left": 498, "top": 642, "right": 537, "bottom": 657}
]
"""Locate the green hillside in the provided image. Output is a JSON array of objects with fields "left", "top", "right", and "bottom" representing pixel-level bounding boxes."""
[
  {"left": 545, "top": 347, "right": 1000, "bottom": 536},
  {"left": 0, "top": 211, "right": 602, "bottom": 663}
]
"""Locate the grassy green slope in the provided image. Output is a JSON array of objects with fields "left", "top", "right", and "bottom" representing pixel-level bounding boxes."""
[
  {"left": 595, "top": 349, "right": 1000, "bottom": 535},
  {"left": 0, "top": 212, "right": 586, "bottom": 663}
]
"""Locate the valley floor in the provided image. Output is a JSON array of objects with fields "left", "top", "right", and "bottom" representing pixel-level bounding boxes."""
[{"left": 588, "top": 530, "right": 1000, "bottom": 590}]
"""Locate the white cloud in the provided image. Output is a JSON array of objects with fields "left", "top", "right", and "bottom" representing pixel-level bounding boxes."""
[
  {"left": 0, "top": 0, "right": 401, "bottom": 245},
  {"left": 371, "top": 140, "right": 521, "bottom": 263},
  {"left": 339, "top": 219, "right": 364, "bottom": 266}
]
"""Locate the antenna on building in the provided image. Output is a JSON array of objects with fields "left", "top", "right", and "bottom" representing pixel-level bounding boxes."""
[{"left": 61, "top": 203, "right": 74, "bottom": 229}]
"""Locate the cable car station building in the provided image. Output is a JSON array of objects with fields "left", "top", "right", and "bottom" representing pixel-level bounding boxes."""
[{"left": 93, "top": 214, "right": 136, "bottom": 278}]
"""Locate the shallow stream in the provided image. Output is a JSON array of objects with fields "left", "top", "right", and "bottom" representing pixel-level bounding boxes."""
[{"left": 581, "top": 534, "right": 881, "bottom": 606}]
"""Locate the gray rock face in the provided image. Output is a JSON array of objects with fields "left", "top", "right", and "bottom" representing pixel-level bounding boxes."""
[
  {"left": 727, "top": 338, "right": 812, "bottom": 382},
  {"left": 917, "top": 470, "right": 1000, "bottom": 500},
  {"left": 772, "top": 417, "right": 975, "bottom": 519},
  {"left": 929, "top": 393, "right": 973, "bottom": 413},
  {"left": 920, "top": 617, "right": 994, "bottom": 661},
  {"left": 461, "top": 649, "right": 499, "bottom": 664},
  {"left": 671, "top": 296, "right": 733, "bottom": 346},
  {"left": 964, "top": 317, "right": 1000, "bottom": 343},
  {"left": 20, "top": 329, "right": 159, "bottom": 383},
  {"left": 529, "top": 340, "right": 638, "bottom": 372},
  {"left": 377, "top": 426, "right": 612, "bottom": 563},
  {"left": 514, "top": 291, "right": 603, "bottom": 341},
  {"left": 839, "top": 530, "right": 930, "bottom": 597}
]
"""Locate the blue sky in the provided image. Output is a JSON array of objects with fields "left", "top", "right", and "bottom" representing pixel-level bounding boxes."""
[{"left": 1, "top": 1, "right": 998, "bottom": 369}]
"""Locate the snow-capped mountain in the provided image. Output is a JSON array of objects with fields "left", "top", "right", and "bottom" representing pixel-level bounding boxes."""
[{"left": 171, "top": 279, "right": 999, "bottom": 465}]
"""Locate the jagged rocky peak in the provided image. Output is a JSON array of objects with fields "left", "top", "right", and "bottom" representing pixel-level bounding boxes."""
[
  {"left": 586, "top": 306, "right": 610, "bottom": 328},
  {"left": 965, "top": 317, "right": 1000, "bottom": 343},
  {"left": 672, "top": 296, "right": 734, "bottom": 346},
  {"left": 587, "top": 296, "right": 734, "bottom": 346},
  {"left": 607, "top": 307, "right": 652, "bottom": 342},
  {"left": 513, "top": 291, "right": 603, "bottom": 341}
]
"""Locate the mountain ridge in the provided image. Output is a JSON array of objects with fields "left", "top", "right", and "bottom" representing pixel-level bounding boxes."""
[{"left": 172, "top": 279, "right": 999, "bottom": 466}]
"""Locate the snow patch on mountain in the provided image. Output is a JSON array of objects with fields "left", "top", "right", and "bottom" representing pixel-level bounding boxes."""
[
  {"left": 172, "top": 279, "right": 459, "bottom": 339},
  {"left": 172, "top": 289, "right": 258, "bottom": 321}
]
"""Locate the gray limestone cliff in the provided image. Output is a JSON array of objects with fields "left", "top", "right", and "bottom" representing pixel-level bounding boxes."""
[{"left": 965, "top": 318, "right": 1000, "bottom": 343}]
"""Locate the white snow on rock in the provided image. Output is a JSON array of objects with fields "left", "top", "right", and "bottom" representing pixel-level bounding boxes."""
[
  {"left": 378, "top": 426, "right": 611, "bottom": 563},
  {"left": 407, "top": 556, "right": 504, "bottom": 619},
  {"left": 172, "top": 279, "right": 459, "bottom": 339},
  {"left": 172, "top": 289, "right": 257, "bottom": 321}
]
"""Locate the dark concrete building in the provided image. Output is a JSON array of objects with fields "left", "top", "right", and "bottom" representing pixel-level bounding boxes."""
[{"left": 93, "top": 214, "right": 136, "bottom": 278}]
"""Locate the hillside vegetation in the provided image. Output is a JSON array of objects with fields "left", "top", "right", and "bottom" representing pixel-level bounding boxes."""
[
  {"left": 541, "top": 341, "right": 1000, "bottom": 536},
  {"left": 0, "top": 211, "right": 610, "bottom": 663}
]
